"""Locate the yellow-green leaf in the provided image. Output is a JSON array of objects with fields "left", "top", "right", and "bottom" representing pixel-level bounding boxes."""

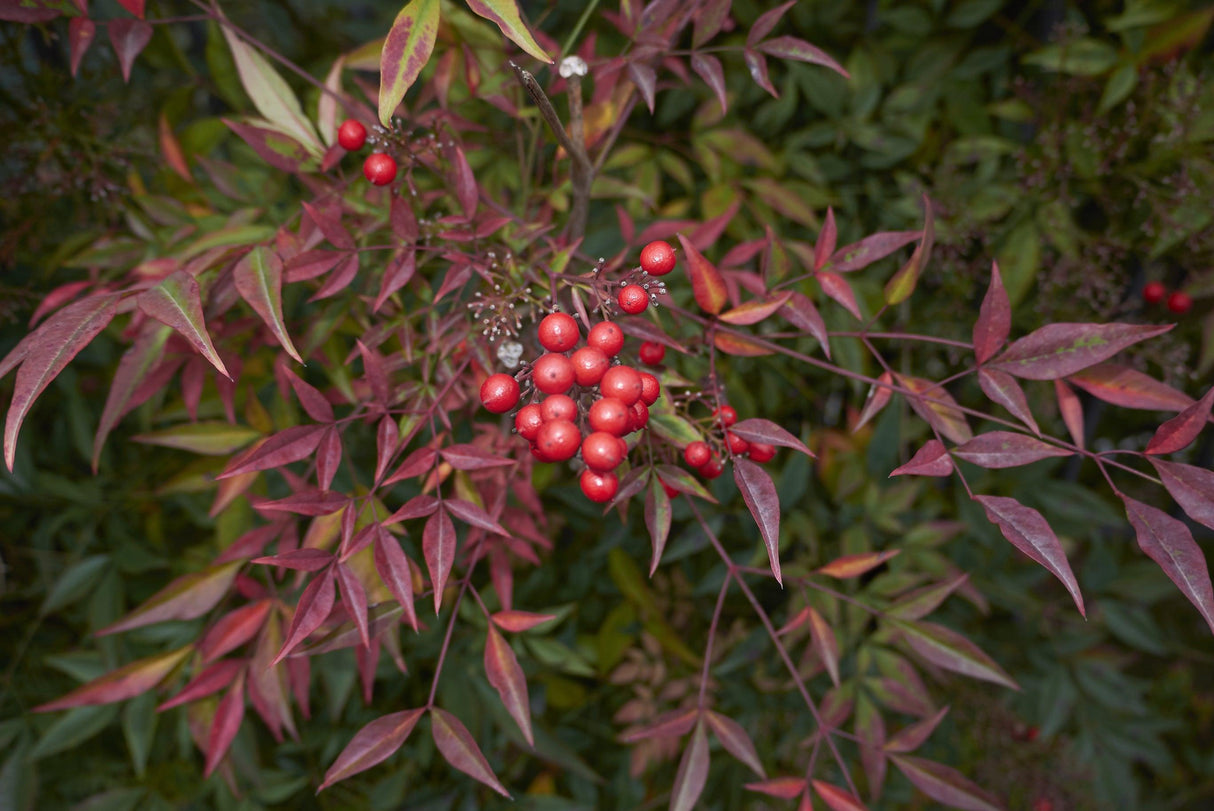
[{"left": 379, "top": 0, "right": 441, "bottom": 126}]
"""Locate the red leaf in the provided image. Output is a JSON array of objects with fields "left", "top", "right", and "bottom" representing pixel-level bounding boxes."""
[
  {"left": 279, "top": 367, "right": 333, "bottom": 423},
  {"left": 894, "top": 619, "right": 1018, "bottom": 690},
  {"left": 807, "top": 606, "right": 841, "bottom": 687},
  {"left": 253, "top": 548, "right": 334, "bottom": 572},
  {"left": 990, "top": 322, "right": 1172, "bottom": 380},
  {"left": 812, "top": 780, "right": 868, "bottom": 811},
  {"left": 644, "top": 476, "right": 672, "bottom": 575},
  {"left": 977, "top": 369, "right": 1039, "bottom": 435},
  {"left": 247, "top": 612, "right": 295, "bottom": 742},
  {"left": 973, "top": 495, "right": 1085, "bottom": 616},
  {"left": 443, "top": 141, "right": 478, "bottom": 218},
  {"left": 890, "top": 440, "right": 953, "bottom": 478},
  {"left": 883, "top": 195, "right": 934, "bottom": 305},
  {"left": 274, "top": 567, "right": 336, "bottom": 664},
  {"left": 68, "top": 18, "right": 95, "bottom": 77},
  {"left": 713, "top": 330, "right": 774, "bottom": 357},
  {"left": 1150, "top": 459, "right": 1214, "bottom": 531},
  {"left": 116, "top": 0, "right": 144, "bottom": 17},
  {"left": 491, "top": 610, "right": 556, "bottom": 633},
  {"left": 158, "top": 660, "right": 244, "bottom": 711},
  {"left": 233, "top": 246, "right": 303, "bottom": 364},
  {"left": 33, "top": 647, "right": 191, "bottom": 712},
  {"left": 319, "top": 708, "right": 424, "bottom": 790},
  {"left": 816, "top": 271, "right": 861, "bottom": 319},
  {"left": 219, "top": 424, "right": 328, "bottom": 478},
  {"left": 107, "top": 19, "right": 152, "bottom": 82},
  {"left": 378, "top": 0, "right": 440, "bottom": 125},
  {"left": 137, "top": 270, "right": 228, "bottom": 377},
  {"left": 814, "top": 207, "right": 837, "bottom": 270},
  {"left": 0, "top": 3, "right": 61, "bottom": 22},
  {"left": 719, "top": 292, "right": 792, "bottom": 325},
  {"left": 973, "top": 262, "right": 1010, "bottom": 364},
  {"left": 309, "top": 253, "right": 360, "bottom": 301},
  {"left": 619, "top": 707, "right": 700, "bottom": 743},
  {"left": 952, "top": 432, "right": 1071, "bottom": 469},
  {"left": 818, "top": 550, "right": 899, "bottom": 579},
  {"left": 373, "top": 527, "right": 419, "bottom": 631},
  {"left": 301, "top": 200, "right": 354, "bottom": 250},
  {"left": 440, "top": 443, "right": 514, "bottom": 470},
  {"left": 336, "top": 562, "right": 370, "bottom": 649},
  {"left": 387, "top": 493, "right": 441, "bottom": 524},
  {"left": 855, "top": 372, "right": 894, "bottom": 432},
  {"left": 677, "top": 234, "right": 728, "bottom": 315},
  {"left": 827, "top": 231, "right": 921, "bottom": 273},
  {"left": 446, "top": 498, "right": 508, "bottom": 535},
  {"left": 205, "top": 671, "right": 246, "bottom": 777},
  {"left": 692, "top": 0, "right": 730, "bottom": 47},
  {"left": 669, "top": 720, "right": 711, "bottom": 811},
  {"left": 747, "top": 1, "right": 795, "bottom": 46},
  {"left": 316, "top": 426, "right": 342, "bottom": 491},
  {"left": 1121, "top": 494, "right": 1214, "bottom": 635},
  {"left": 484, "top": 626, "right": 532, "bottom": 745},
  {"left": 424, "top": 508, "right": 457, "bottom": 613},
  {"left": 375, "top": 249, "right": 417, "bottom": 313},
  {"left": 703, "top": 710, "right": 765, "bottom": 777},
  {"left": 430, "top": 707, "right": 511, "bottom": 797},
  {"left": 285, "top": 249, "right": 344, "bottom": 283},
  {"left": 734, "top": 458, "right": 782, "bottom": 586},
  {"left": 690, "top": 53, "right": 727, "bottom": 111},
  {"left": 1054, "top": 379, "right": 1085, "bottom": 449},
  {"left": 254, "top": 489, "right": 347, "bottom": 516},
  {"left": 375, "top": 416, "right": 399, "bottom": 483},
  {"left": 385, "top": 447, "right": 436, "bottom": 486},
  {"left": 98, "top": 561, "right": 242, "bottom": 636},
  {"left": 779, "top": 291, "right": 830, "bottom": 357},
  {"left": 1147, "top": 387, "right": 1214, "bottom": 455},
  {"left": 759, "top": 35, "right": 848, "bottom": 77},
  {"left": 628, "top": 61, "right": 656, "bottom": 112},
  {"left": 746, "top": 777, "right": 806, "bottom": 799},
  {"left": 199, "top": 600, "right": 273, "bottom": 663},
  {"left": 888, "top": 574, "right": 969, "bottom": 621},
  {"left": 1068, "top": 363, "right": 1195, "bottom": 411},
  {"left": 890, "top": 755, "right": 1004, "bottom": 811},
  {"left": 885, "top": 706, "right": 950, "bottom": 753},
  {"left": 896, "top": 374, "right": 972, "bottom": 444},
  {"left": 92, "top": 323, "right": 172, "bottom": 471}
]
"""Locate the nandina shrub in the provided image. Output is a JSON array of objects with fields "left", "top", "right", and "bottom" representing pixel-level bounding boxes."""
[{"left": 2, "top": 2, "right": 1213, "bottom": 809}]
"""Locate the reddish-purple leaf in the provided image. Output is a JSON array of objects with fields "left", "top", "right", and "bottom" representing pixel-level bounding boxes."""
[
  {"left": 670, "top": 720, "right": 711, "bottom": 811},
  {"left": 734, "top": 458, "right": 782, "bottom": 586},
  {"left": 462, "top": 0, "right": 550, "bottom": 62},
  {"left": 373, "top": 527, "right": 419, "bottom": 631},
  {"left": 204, "top": 672, "right": 246, "bottom": 777},
  {"left": 885, "top": 706, "right": 950, "bottom": 753},
  {"left": 828, "top": 231, "right": 921, "bottom": 273},
  {"left": 0, "top": 2, "right": 61, "bottom": 22},
  {"left": 309, "top": 252, "right": 359, "bottom": 301},
  {"left": 1054, "top": 379, "right": 1085, "bottom": 449},
  {"left": 158, "top": 660, "right": 244, "bottom": 711},
  {"left": 745, "top": 777, "right": 806, "bottom": 800},
  {"left": 628, "top": 61, "right": 657, "bottom": 113},
  {"left": 198, "top": 599, "right": 273, "bottom": 663},
  {"left": 814, "top": 208, "right": 838, "bottom": 270},
  {"left": 316, "top": 426, "right": 341, "bottom": 491},
  {"left": 713, "top": 331, "right": 774, "bottom": 357},
  {"left": 690, "top": 53, "right": 727, "bottom": 111},
  {"left": 807, "top": 606, "right": 840, "bottom": 687},
  {"left": 953, "top": 432, "right": 1071, "bottom": 469},
  {"left": 990, "top": 322, "right": 1172, "bottom": 380},
  {"left": 374, "top": 416, "right": 399, "bottom": 483},
  {"left": 440, "top": 443, "right": 514, "bottom": 470},
  {"left": 274, "top": 567, "right": 336, "bottom": 664},
  {"left": 818, "top": 550, "right": 899, "bottom": 579},
  {"left": 431, "top": 707, "right": 511, "bottom": 797},
  {"left": 387, "top": 493, "right": 441, "bottom": 524},
  {"left": 319, "top": 708, "right": 424, "bottom": 790},
  {"left": 137, "top": 270, "right": 228, "bottom": 377},
  {"left": 896, "top": 375, "right": 972, "bottom": 444},
  {"left": 816, "top": 271, "right": 861, "bottom": 319},
  {"left": 890, "top": 440, "right": 953, "bottom": 477},
  {"left": 812, "top": 780, "right": 868, "bottom": 811},
  {"left": 116, "top": 0, "right": 144, "bottom": 17},
  {"left": 887, "top": 573, "right": 969, "bottom": 620},
  {"left": 747, "top": 1, "right": 795, "bottom": 46},
  {"left": 336, "top": 562, "right": 370, "bottom": 649},
  {"left": 619, "top": 708, "right": 700, "bottom": 743},
  {"left": 894, "top": 618, "right": 1018, "bottom": 690},
  {"left": 218, "top": 424, "right": 328, "bottom": 479},
  {"left": 1069, "top": 362, "right": 1195, "bottom": 413},
  {"left": 98, "top": 561, "right": 242, "bottom": 636},
  {"left": 972, "top": 262, "right": 1010, "bottom": 365},
  {"left": 33, "top": 647, "right": 191, "bottom": 712},
  {"left": 1121, "top": 494, "right": 1214, "bottom": 635},
  {"left": 890, "top": 755, "right": 1004, "bottom": 811},
  {"left": 223, "top": 117, "right": 313, "bottom": 172},
  {"left": 92, "top": 323, "right": 172, "bottom": 471},
  {"left": 484, "top": 625, "right": 532, "bottom": 746},
  {"left": 25, "top": 280, "right": 94, "bottom": 330},
  {"left": 491, "top": 610, "right": 556, "bottom": 633},
  {"left": 758, "top": 36, "right": 849, "bottom": 77},
  {"left": 254, "top": 490, "right": 347, "bottom": 517},
  {"left": 282, "top": 368, "right": 334, "bottom": 423},
  {"left": 159, "top": 112, "right": 192, "bottom": 181},
  {"left": 375, "top": 250, "right": 417, "bottom": 312},
  {"left": 379, "top": 0, "right": 440, "bottom": 125},
  {"left": 977, "top": 368, "right": 1039, "bottom": 435},
  {"left": 1147, "top": 387, "right": 1214, "bottom": 455},
  {"left": 855, "top": 372, "right": 894, "bottom": 432},
  {"left": 285, "top": 249, "right": 345, "bottom": 282},
  {"left": 973, "top": 495, "right": 1084, "bottom": 616},
  {"left": 108, "top": 19, "right": 152, "bottom": 82},
  {"left": 655, "top": 464, "right": 719, "bottom": 503},
  {"left": 301, "top": 200, "right": 354, "bottom": 250},
  {"left": 247, "top": 612, "right": 295, "bottom": 742},
  {"left": 692, "top": 0, "right": 731, "bottom": 47},
  {"left": 719, "top": 292, "right": 792, "bottom": 325},
  {"left": 704, "top": 710, "right": 765, "bottom": 778},
  {"left": 779, "top": 291, "right": 830, "bottom": 357},
  {"left": 676, "top": 234, "right": 728, "bottom": 315},
  {"left": 391, "top": 196, "right": 418, "bottom": 243},
  {"left": 233, "top": 246, "right": 303, "bottom": 363},
  {"left": 645, "top": 476, "right": 672, "bottom": 575},
  {"left": 883, "top": 198, "right": 933, "bottom": 305},
  {"left": 424, "top": 508, "right": 457, "bottom": 613},
  {"left": 446, "top": 498, "right": 508, "bottom": 535},
  {"left": 689, "top": 199, "right": 741, "bottom": 253},
  {"left": 68, "top": 18, "right": 96, "bottom": 77},
  {"left": 1151, "top": 459, "right": 1214, "bottom": 531}
]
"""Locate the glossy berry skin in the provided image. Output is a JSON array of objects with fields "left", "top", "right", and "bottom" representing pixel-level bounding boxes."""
[
  {"left": 587, "top": 321, "right": 625, "bottom": 356},
  {"left": 1143, "top": 281, "right": 1167, "bottom": 305},
  {"left": 684, "top": 441, "right": 710, "bottom": 468},
  {"left": 640, "top": 240, "right": 676, "bottom": 276},
  {"left": 480, "top": 373, "right": 520, "bottom": 414},
  {"left": 580, "top": 468, "right": 619, "bottom": 503},
  {"left": 629, "top": 400, "right": 649, "bottom": 432},
  {"left": 536, "top": 419, "right": 581, "bottom": 462},
  {"left": 1167, "top": 291, "right": 1193, "bottom": 314},
  {"left": 540, "top": 394, "right": 577, "bottom": 423},
  {"left": 337, "top": 119, "right": 367, "bottom": 151},
  {"left": 571, "top": 346, "right": 610, "bottom": 387},
  {"left": 538, "top": 312, "right": 580, "bottom": 352},
  {"left": 660, "top": 479, "right": 679, "bottom": 498},
  {"left": 725, "top": 431, "right": 749, "bottom": 455},
  {"left": 638, "top": 341, "right": 665, "bottom": 365},
  {"left": 638, "top": 372, "right": 660, "bottom": 406},
  {"left": 699, "top": 456, "right": 725, "bottom": 479},
  {"left": 514, "top": 404, "right": 543, "bottom": 440},
  {"left": 714, "top": 405, "right": 738, "bottom": 427},
  {"left": 582, "top": 431, "right": 625, "bottom": 472},
  {"left": 532, "top": 353, "right": 576, "bottom": 395},
  {"left": 618, "top": 285, "right": 649, "bottom": 314},
  {"left": 363, "top": 153, "right": 398, "bottom": 186},
  {"left": 588, "top": 397, "right": 630, "bottom": 436},
  {"left": 600, "top": 365, "right": 643, "bottom": 406},
  {"left": 747, "top": 442, "right": 776, "bottom": 463}
]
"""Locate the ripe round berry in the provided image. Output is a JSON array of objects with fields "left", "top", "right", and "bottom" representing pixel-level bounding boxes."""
[
  {"left": 363, "top": 153, "right": 398, "bottom": 186},
  {"left": 629, "top": 400, "right": 649, "bottom": 432},
  {"left": 726, "top": 431, "right": 749, "bottom": 455},
  {"left": 601, "top": 365, "right": 643, "bottom": 406},
  {"left": 714, "top": 405, "right": 738, "bottom": 427},
  {"left": 588, "top": 397, "right": 630, "bottom": 436},
  {"left": 532, "top": 353, "right": 576, "bottom": 395},
  {"left": 1143, "top": 281, "right": 1167, "bottom": 305},
  {"left": 536, "top": 419, "right": 581, "bottom": 462},
  {"left": 587, "top": 321, "right": 625, "bottom": 356},
  {"left": 571, "top": 346, "right": 610, "bottom": 387},
  {"left": 638, "top": 372, "right": 660, "bottom": 406},
  {"left": 699, "top": 455, "right": 725, "bottom": 479},
  {"left": 640, "top": 240, "right": 676, "bottom": 276},
  {"left": 538, "top": 312, "right": 580, "bottom": 353},
  {"left": 580, "top": 468, "right": 619, "bottom": 503},
  {"left": 540, "top": 394, "right": 577, "bottom": 423},
  {"left": 530, "top": 444, "right": 551, "bottom": 463},
  {"left": 747, "top": 442, "right": 776, "bottom": 463},
  {"left": 1167, "top": 291, "right": 1193, "bottom": 314},
  {"left": 638, "top": 341, "right": 665, "bottom": 365},
  {"left": 582, "top": 431, "right": 625, "bottom": 472},
  {"left": 514, "top": 403, "right": 543, "bottom": 440},
  {"left": 337, "top": 119, "right": 367, "bottom": 151},
  {"left": 480, "top": 373, "right": 520, "bottom": 414},
  {"left": 660, "top": 479, "right": 679, "bottom": 498},
  {"left": 684, "top": 441, "right": 710, "bottom": 468},
  {"left": 618, "top": 285, "right": 649, "bottom": 314}
]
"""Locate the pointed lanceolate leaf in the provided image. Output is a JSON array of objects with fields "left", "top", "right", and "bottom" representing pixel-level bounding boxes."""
[
  {"left": 379, "top": 0, "right": 440, "bottom": 126},
  {"left": 431, "top": 707, "right": 511, "bottom": 797},
  {"left": 817, "top": 550, "right": 899, "bottom": 579},
  {"left": 890, "top": 440, "right": 953, "bottom": 477},
  {"left": 33, "top": 647, "right": 191, "bottom": 712},
  {"left": 198, "top": 599, "right": 273, "bottom": 663},
  {"left": 464, "top": 0, "right": 550, "bottom": 62},
  {"left": 807, "top": 606, "right": 840, "bottom": 687},
  {"left": 445, "top": 498, "right": 508, "bottom": 535},
  {"left": 319, "top": 708, "right": 424, "bottom": 790},
  {"left": 855, "top": 372, "right": 894, "bottom": 432},
  {"left": 748, "top": 1, "right": 796, "bottom": 46},
  {"left": 972, "top": 262, "right": 1010, "bottom": 364},
  {"left": 734, "top": 458, "right": 782, "bottom": 586},
  {"left": 812, "top": 780, "right": 868, "bottom": 811},
  {"left": 108, "top": 19, "right": 152, "bottom": 83},
  {"left": 484, "top": 625, "right": 532, "bottom": 746},
  {"left": 719, "top": 292, "right": 791, "bottom": 325},
  {"left": 373, "top": 527, "right": 419, "bottom": 631},
  {"left": 817, "top": 271, "right": 861, "bottom": 319},
  {"left": 116, "top": 0, "right": 145, "bottom": 18},
  {"left": 424, "top": 507, "right": 457, "bottom": 613},
  {"left": 620, "top": 708, "right": 700, "bottom": 743},
  {"left": 98, "top": 561, "right": 242, "bottom": 636},
  {"left": 745, "top": 777, "right": 806, "bottom": 800},
  {"left": 827, "top": 231, "right": 921, "bottom": 273},
  {"left": 890, "top": 755, "right": 1004, "bottom": 811},
  {"left": 282, "top": 367, "right": 334, "bottom": 423},
  {"left": 1121, "top": 494, "right": 1214, "bottom": 635},
  {"left": 491, "top": 610, "right": 556, "bottom": 633},
  {"left": 93, "top": 324, "right": 172, "bottom": 470},
  {"left": 896, "top": 375, "right": 972, "bottom": 444},
  {"left": 885, "top": 706, "right": 950, "bottom": 753},
  {"left": 204, "top": 672, "right": 246, "bottom": 777},
  {"left": 713, "top": 331, "right": 774, "bottom": 357},
  {"left": 977, "top": 369, "right": 1038, "bottom": 435},
  {"left": 704, "top": 711, "right": 765, "bottom": 778},
  {"left": 220, "top": 18, "right": 320, "bottom": 152},
  {"left": 234, "top": 246, "right": 303, "bottom": 363},
  {"left": 892, "top": 618, "right": 1018, "bottom": 690},
  {"left": 990, "top": 322, "right": 1172, "bottom": 380},
  {"left": 884, "top": 196, "right": 934, "bottom": 305},
  {"left": 137, "top": 271, "right": 229, "bottom": 377},
  {"left": 1054, "top": 379, "right": 1085, "bottom": 449},
  {"left": 887, "top": 574, "right": 969, "bottom": 621},
  {"left": 779, "top": 291, "right": 830, "bottom": 357},
  {"left": 1068, "top": 363, "right": 1194, "bottom": 411},
  {"left": 1146, "top": 387, "right": 1214, "bottom": 455},
  {"left": 274, "top": 567, "right": 336, "bottom": 664},
  {"left": 158, "top": 660, "right": 244, "bottom": 711},
  {"left": 953, "top": 432, "right": 1071, "bottom": 469},
  {"left": 758, "top": 36, "right": 849, "bottom": 77},
  {"left": 218, "top": 424, "right": 327, "bottom": 478},
  {"left": 440, "top": 443, "right": 513, "bottom": 470},
  {"left": 973, "top": 495, "right": 1084, "bottom": 616},
  {"left": 669, "top": 720, "right": 710, "bottom": 811},
  {"left": 136, "top": 422, "right": 262, "bottom": 456},
  {"left": 691, "top": 53, "right": 727, "bottom": 111},
  {"left": 730, "top": 418, "right": 814, "bottom": 457},
  {"left": 677, "top": 234, "right": 727, "bottom": 315},
  {"left": 69, "top": 18, "right": 96, "bottom": 78},
  {"left": 335, "top": 562, "right": 370, "bottom": 649},
  {"left": 645, "top": 476, "right": 672, "bottom": 575},
  {"left": 1150, "top": 459, "right": 1214, "bottom": 531}
]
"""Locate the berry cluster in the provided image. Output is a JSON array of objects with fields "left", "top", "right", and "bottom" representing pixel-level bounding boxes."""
[
  {"left": 682, "top": 405, "right": 776, "bottom": 481},
  {"left": 338, "top": 118, "right": 398, "bottom": 186},
  {"left": 1142, "top": 281, "right": 1192, "bottom": 314}
]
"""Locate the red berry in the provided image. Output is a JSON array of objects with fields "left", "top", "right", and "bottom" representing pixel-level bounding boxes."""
[
  {"left": 536, "top": 419, "right": 581, "bottom": 462},
  {"left": 532, "top": 353, "right": 576, "bottom": 395},
  {"left": 582, "top": 431, "right": 625, "bottom": 472},
  {"left": 640, "top": 240, "right": 676, "bottom": 276},
  {"left": 1167, "top": 291, "right": 1193, "bottom": 314},
  {"left": 638, "top": 372, "right": 660, "bottom": 406},
  {"left": 660, "top": 479, "right": 679, "bottom": 498},
  {"left": 538, "top": 312, "right": 580, "bottom": 352},
  {"left": 684, "top": 441, "right": 710, "bottom": 468},
  {"left": 1143, "top": 281, "right": 1167, "bottom": 304},
  {"left": 514, "top": 403, "right": 543, "bottom": 440},
  {"left": 588, "top": 397, "right": 630, "bottom": 436},
  {"left": 540, "top": 394, "right": 577, "bottom": 423},
  {"left": 337, "top": 119, "right": 367, "bottom": 151},
  {"left": 629, "top": 400, "right": 649, "bottom": 432},
  {"left": 747, "top": 442, "right": 776, "bottom": 463},
  {"left": 600, "top": 365, "right": 643, "bottom": 406},
  {"left": 726, "top": 431, "right": 749, "bottom": 455},
  {"left": 363, "top": 153, "right": 398, "bottom": 186},
  {"left": 480, "top": 373, "right": 519, "bottom": 414},
  {"left": 530, "top": 444, "right": 551, "bottom": 462},
  {"left": 571, "top": 346, "right": 610, "bottom": 387},
  {"left": 618, "top": 285, "right": 649, "bottom": 314},
  {"left": 714, "top": 405, "right": 738, "bottom": 427},
  {"left": 638, "top": 341, "right": 665, "bottom": 365},
  {"left": 699, "top": 455, "right": 724, "bottom": 479},
  {"left": 580, "top": 468, "right": 619, "bottom": 503},
  {"left": 587, "top": 321, "right": 625, "bottom": 356}
]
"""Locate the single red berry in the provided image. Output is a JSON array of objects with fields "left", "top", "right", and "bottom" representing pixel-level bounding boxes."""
[
  {"left": 582, "top": 431, "right": 625, "bottom": 472},
  {"left": 684, "top": 441, "right": 710, "bottom": 468},
  {"left": 580, "top": 468, "right": 619, "bottom": 503},
  {"left": 540, "top": 394, "right": 577, "bottom": 423},
  {"left": 587, "top": 321, "right": 625, "bottom": 356},
  {"left": 660, "top": 479, "right": 679, "bottom": 498},
  {"left": 363, "top": 153, "right": 398, "bottom": 186},
  {"left": 532, "top": 353, "right": 576, "bottom": 395},
  {"left": 714, "top": 405, "right": 738, "bottom": 427},
  {"left": 640, "top": 240, "right": 676, "bottom": 276},
  {"left": 1167, "top": 290, "right": 1193, "bottom": 314},
  {"left": 530, "top": 444, "right": 551, "bottom": 463},
  {"left": 601, "top": 365, "right": 643, "bottom": 406},
  {"left": 638, "top": 372, "right": 660, "bottom": 406},
  {"left": 514, "top": 403, "right": 543, "bottom": 440},
  {"left": 538, "top": 312, "right": 580, "bottom": 353},
  {"left": 747, "top": 442, "right": 776, "bottom": 463},
  {"left": 618, "top": 285, "right": 649, "bottom": 314},
  {"left": 571, "top": 346, "right": 610, "bottom": 387},
  {"left": 616, "top": 435, "right": 629, "bottom": 459},
  {"left": 726, "top": 431, "right": 749, "bottom": 455},
  {"left": 588, "top": 397, "right": 631, "bottom": 436},
  {"left": 480, "top": 373, "right": 520, "bottom": 414},
  {"left": 337, "top": 119, "right": 367, "bottom": 151},
  {"left": 1143, "top": 281, "right": 1167, "bottom": 304},
  {"left": 536, "top": 419, "right": 581, "bottom": 462},
  {"left": 699, "top": 455, "right": 724, "bottom": 479},
  {"left": 638, "top": 341, "right": 665, "bottom": 365},
  {"left": 629, "top": 400, "right": 649, "bottom": 432}
]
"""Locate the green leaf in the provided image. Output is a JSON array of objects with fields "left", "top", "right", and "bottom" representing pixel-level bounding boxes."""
[
  {"left": 890, "top": 618, "right": 1018, "bottom": 690},
  {"left": 1098, "top": 63, "right": 1138, "bottom": 113},
  {"left": 136, "top": 270, "right": 229, "bottom": 377},
  {"left": 379, "top": 0, "right": 441, "bottom": 126},
  {"left": 464, "top": 0, "right": 550, "bottom": 63},
  {"left": 233, "top": 245, "right": 303, "bottom": 364},
  {"left": 1024, "top": 39, "right": 1118, "bottom": 76},
  {"left": 41, "top": 555, "right": 111, "bottom": 616},
  {"left": 121, "top": 691, "right": 158, "bottom": 777},
  {"left": 133, "top": 422, "right": 262, "bottom": 455},
  {"left": 30, "top": 705, "right": 119, "bottom": 760}
]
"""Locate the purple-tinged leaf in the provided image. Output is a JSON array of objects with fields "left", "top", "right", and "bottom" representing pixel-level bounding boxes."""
[
  {"left": 779, "top": 291, "right": 830, "bottom": 357},
  {"left": 285, "top": 249, "right": 344, "bottom": 283},
  {"left": 464, "top": 0, "right": 550, "bottom": 62},
  {"left": 1150, "top": 459, "right": 1214, "bottom": 531},
  {"left": 440, "top": 443, "right": 514, "bottom": 470},
  {"left": 93, "top": 324, "right": 172, "bottom": 470},
  {"left": 887, "top": 573, "right": 969, "bottom": 621},
  {"left": 26, "top": 280, "right": 94, "bottom": 330},
  {"left": 990, "top": 322, "right": 1172, "bottom": 380},
  {"left": 98, "top": 561, "right": 241, "bottom": 636},
  {"left": 655, "top": 464, "right": 719, "bottom": 503},
  {"left": 743, "top": 48, "right": 777, "bottom": 97},
  {"left": 827, "top": 231, "right": 921, "bottom": 273},
  {"left": 387, "top": 493, "right": 441, "bottom": 524},
  {"left": 689, "top": 199, "right": 741, "bottom": 251},
  {"left": 884, "top": 196, "right": 933, "bottom": 305},
  {"left": 491, "top": 610, "right": 556, "bottom": 633},
  {"left": 484, "top": 625, "right": 532, "bottom": 746},
  {"left": 745, "top": 777, "right": 805, "bottom": 800},
  {"left": 0, "top": 2, "right": 61, "bottom": 22},
  {"left": 807, "top": 606, "right": 840, "bottom": 687},
  {"left": 301, "top": 200, "right": 354, "bottom": 250},
  {"left": 309, "top": 253, "right": 359, "bottom": 301},
  {"left": 619, "top": 708, "right": 700, "bottom": 743},
  {"left": 446, "top": 498, "right": 508, "bottom": 535},
  {"left": 159, "top": 112, "right": 192, "bottom": 181},
  {"left": 424, "top": 508, "right": 457, "bottom": 613},
  {"left": 628, "top": 61, "right": 657, "bottom": 113},
  {"left": 893, "top": 618, "right": 1018, "bottom": 690},
  {"left": 374, "top": 416, "right": 399, "bottom": 483},
  {"left": 677, "top": 234, "right": 728, "bottom": 315},
  {"left": 977, "top": 368, "right": 1038, "bottom": 435},
  {"left": 281, "top": 367, "right": 334, "bottom": 423},
  {"left": 116, "top": 0, "right": 144, "bottom": 18},
  {"left": 1121, "top": 493, "right": 1214, "bottom": 634},
  {"left": 1069, "top": 363, "right": 1195, "bottom": 412},
  {"left": 645, "top": 476, "right": 672, "bottom": 575},
  {"left": 69, "top": 18, "right": 95, "bottom": 77},
  {"left": 953, "top": 432, "right": 1071, "bottom": 469},
  {"left": 219, "top": 18, "right": 319, "bottom": 152},
  {"left": 1147, "top": 387, "right": 1214, "bottom": 455},
  {"left": 812, "top": 780, "right": 868, "bottom": 811},
  {"left": 158, "top": 660, "right": 244, "bottom": 711},
  {"left": 198, "top": 600, "right": 273, "bottom": 663},
  {"left": 690, "top": 53, "right": 727, "bottom": 111},
  {"left": 253, "top": 490, "right": 347, "bottom": 517},
  {"left": 204, "top": 672, "right": 246, "bottom": 777},
  {"left": 373, "top": 527, "right": 419, "bottom": 631},
  {"left": 896, "top": 375, "right": 972, "bottom": 444},
  {"left": 758, "top": 36, "right": 848, "bottom": 77},
  {"left": 693, "top": 0, "right": 731, "bottom": 47},
  {"left": 719, "top": 292, "right": 792, "bottom": 325},
  {"left": 747, "top": 0, "right": 795, "bottom": 46},
  {"left": 973, "top": 495, "right": 1084, "bottom": 616},
  {"left": 885, "top": 706, "right": 950, "bottom": 753},
  {"left": 817, "top": 550, "right": 899, "bottom": 579},
  {"left": 890, "top": 755, "right": 1004, "bottom": 811},
  {"left": 815, "top": 207, "right": 837, "bottom": 270},
  {"left": 108, "top": 19, "right": 152, "bottom": 83},
  {"left": 223, "top": 117, "right": 313, "bottom": 172},
  {"left": 855, "top": 372, "right": 893, "bottom": 432},
  {"left": 335, "top": 562, "right": 370, "bottom": 649},
  {"left": 670, "top": 720, "right": 710, "bottom": 811},
  {"left": 431, "top": 707, "right": 511, "bottom": 797},
  {"left": 1054, "top": 379, "right": 1085, "bottom": 449},
  {"left": 444, "top": 141, "right": 478, "bottom": 218},
  {"left": 890, "top": 440, "right": 953, "bottom": 477},
  {"left": 379, "top": 0, "right": 440, "bottom": 125},
  {"left": 973, "top": 262, "right": 1010, "bottom": 364},
  {"left": 704, "top": 710, "right": 765, "bottom": 778},
  {"left": 734, "top": 458, "right": 782, "bottom": 585},
  {"left": 375, "top": 249, "right": 417, "bottom": 312},
  {"left": 218, "top": 424, "right": 327, "bottom": 478},
  {"left": 233, "top": 246, "right": 303, "bottom": 363},
  {"left": 316, "top": 426, "right": 341, "bottom": 491},
  {"left": 274, "top": 567, "right": 336, "bottom": 664},
  {"left": 713, "top": 331, "right": 773, "bottom": 357},
  {"left": 816, "top": 271, "right": 861, "bottom": 319},
  {"left": 33, "top": 646, "right": 191, "bottom": 712},
  {"left": 247, "top": 611, "right": 294, "bottom": 742},
  {"left": 384, "top": 447, "right": 437, "bottom": 486},
  {"left": 319, "top": 708, "right": 424, "bottom": 789},
  {"left": 137, "top": 271, "right": 228, "bottom": 377}
]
